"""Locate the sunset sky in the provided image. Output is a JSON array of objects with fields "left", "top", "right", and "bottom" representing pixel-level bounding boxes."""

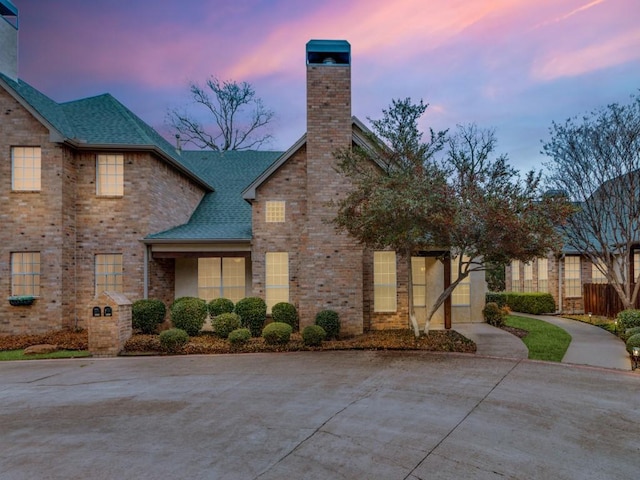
[{"left": 12, "top": 0, "right": 640, "bottom": 172}]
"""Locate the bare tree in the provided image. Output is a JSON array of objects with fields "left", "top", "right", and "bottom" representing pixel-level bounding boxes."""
[
  {"left": 168, "top": 77, "right": 274, "bottom": 151},
  {"left": 543, "top": 93, "right": 640, "bottom": 309}
]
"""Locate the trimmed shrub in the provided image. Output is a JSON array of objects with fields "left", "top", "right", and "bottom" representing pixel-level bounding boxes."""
[
  {"left": 262, "top": 322, "right": 293, "bottom": 345},
  {"left": 159, "top": 328, "right": 189, "bottom": 353},
  {"left": 234, "top": 297, "right": 267, "bottom": 337},
  {"left": 208, "top": 298, "right": 234, "bottom": 318},
  {"left": 302, "top": 325, "right": 326, "bottom": 347},
  {"left": 485, "top": 292, "right": 555, "bottom": 314},
  {"left": 271, "top": 302, "right": 299, "bottom": 331},
  {"left": 625, "top": 333, "right": 640, "bottom": 354},
  {"left": 170, "top": 297, "right": 207, "bottom": 336},
  {"left": 315, "top": 310, "right": 340, "bottom": 339},
  {"left": 483, "top": 302, "right": 505, "bottom": 327},
  {"left": 212, "top": 312, "right": 242, "bottom": 339},
  {"left": 228, "top": 328, "right": 251, "bottom": 346},
  {"left": 617, "top": 309, "right": 640, "bottom": 330},
  {"left": 170, "top": 296, "right": 198, "bottom": 311},
  {"left": 132, "top": 299, "right": 166, "bottom": 334},
  {"left": 621, "top": 326, "right": 640, "bottom": 342}
]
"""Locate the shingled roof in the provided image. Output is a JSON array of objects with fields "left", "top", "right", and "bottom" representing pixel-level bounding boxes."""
[
  {"left": 0, "top": 73, "right": 213, "bottom": 190},
  {"left": 145, "top": 150, "right": 283, "bottom": 242}
]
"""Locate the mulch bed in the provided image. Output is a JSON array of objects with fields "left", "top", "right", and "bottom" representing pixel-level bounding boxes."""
[
  {"left": 500, "top": 326, "right": 528, "bottom": 339},
  {"left": 0, "top": 328, "right": 476, "bottom": 355}
]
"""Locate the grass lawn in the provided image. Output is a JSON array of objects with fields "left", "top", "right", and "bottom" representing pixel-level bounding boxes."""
[
  {"left": 504, "top": 315, "right": 572, "bottom": 362},
  {"left": 0, "top": 350, "right": 91, "bottom": 361}
]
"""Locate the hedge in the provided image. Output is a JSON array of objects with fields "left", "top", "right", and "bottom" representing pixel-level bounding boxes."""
[
  {"left": 486, "top": 292, "right": 555, "bottom": 314},
  {"left": 132, "top": 299, "right": 166, "bottom": 334}
]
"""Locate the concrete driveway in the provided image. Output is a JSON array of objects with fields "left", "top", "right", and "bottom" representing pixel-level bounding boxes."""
[{"left": 1, "top": 352, "right": 638, "bottom": 479}]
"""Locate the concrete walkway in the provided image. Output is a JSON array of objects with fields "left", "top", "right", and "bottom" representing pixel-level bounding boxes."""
[
  {"left": 454, "top": 322, "right": 528, "bottom": 359},
  {"left": 514, "top": 313, "right": 631, "bottom": 370},
  {"left": 1, "top": 353, "right": 639, "bottom": 480}
]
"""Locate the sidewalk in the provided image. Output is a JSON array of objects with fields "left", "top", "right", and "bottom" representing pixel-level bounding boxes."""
[
  {"left": 515, "top": 312, "right": 631, "bottom": 370},
  {"left": 454, "top": 322, "right": 528, "bottom": 359}
]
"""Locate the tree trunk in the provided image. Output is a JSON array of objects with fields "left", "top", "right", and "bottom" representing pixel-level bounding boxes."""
[
  {"left": 422, "top": 274, "right": 467, "bottom": 334},
  {"left": 406, "top": 253, "right": 420, "bottom": 337}
]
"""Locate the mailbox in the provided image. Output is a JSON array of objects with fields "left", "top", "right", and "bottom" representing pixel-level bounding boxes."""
[
  {"left": 92, "top": 306, "right": 102, "bottom": 317},
  {"left": 103, "top": 306, "right": 113, "bottom": 317}
]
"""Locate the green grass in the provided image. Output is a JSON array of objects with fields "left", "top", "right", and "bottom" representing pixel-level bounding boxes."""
[
  {"left": 0, "top": 350, "right": 91, "bottom": 361},
  {"left": 505, "top": 315, "right": 571, "bottom": 362}
]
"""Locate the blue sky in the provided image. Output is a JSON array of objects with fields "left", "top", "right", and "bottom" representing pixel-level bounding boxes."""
[{"left": 12, "top": 0, "right": 640, "bottom": 173}]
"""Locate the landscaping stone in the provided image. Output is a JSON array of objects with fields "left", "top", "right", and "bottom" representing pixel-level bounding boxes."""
[{"left": 23, "top": 344, "right": 58, "bottom": 355}]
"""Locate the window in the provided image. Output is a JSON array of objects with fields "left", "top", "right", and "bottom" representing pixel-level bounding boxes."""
[
  {"left": 266, "top": 252, "right": 289, "bottom": 313},
  {"left": 11, "top": 252, "right": 40, "bottom": 296},
  {"left": 511, "top": 260, "right": 521, "bottom": 292},
  {"left": 12, "top": 147, "right": 41, "bottom": 191},
  {"left": 95, "top": 254, "right": 123, "bottom": 294},
  {"left": 537, "top": 258, "right": 549, "bottom": 293},
  {"left": 198, "top": 257, "right": 246, "bottom": 303},
  {"left": 634, "top": 252, "right": 640, "bottom": 283},
  {"left": 411, "top": 257, "right": 426, "bottom": 307},
  {"left": 96, "top": 154, "right": 124, "bottom": 196},
  {"left": 265, "top": 201, "right": 285, "bottom": 223},
  {"left": 451, "top": 256, "right": 471, "bottom": 306},
  {"left": 523, "top": 263, "right": 533, "bottom": 293},
  {"left": 374, "top": 251, "right": 397, "bottom": 312},
  {"left": 564, "top": 256, "right": 581, "bottom": 298},
  {"left": 591, "top": 259, "right": 607, "bottom": 284}
]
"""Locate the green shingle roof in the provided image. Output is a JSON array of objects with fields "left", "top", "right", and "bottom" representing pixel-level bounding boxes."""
[
  {"left": 146, "top": 150, "right": 283, "bottom": 241},
  {"left": 1, "top": 74, "right": 284, "bottom": 243},
  {"left": 0, "top": 74, "right": 212, "bottom": 189}
]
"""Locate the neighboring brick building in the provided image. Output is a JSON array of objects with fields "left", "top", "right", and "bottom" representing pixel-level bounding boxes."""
[{"left": 1, "top": 3, "right": 486, "bottom": 335}]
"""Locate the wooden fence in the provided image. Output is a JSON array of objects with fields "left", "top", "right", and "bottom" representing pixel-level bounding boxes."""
[{"left": 582, "top": 283, "right": 640, "bottom": 317}]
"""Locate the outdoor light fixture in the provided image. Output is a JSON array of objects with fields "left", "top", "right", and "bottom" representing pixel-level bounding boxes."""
[
  {"left": 632, "top": 346, "right": 640, "bottom": 371},
  {"left": 588, "top": 312, "right": 592, "bottom": 320}
]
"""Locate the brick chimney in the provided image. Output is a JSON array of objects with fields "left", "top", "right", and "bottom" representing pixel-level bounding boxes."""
[
  {"left": 0, "top": 0, "right": 18, "bottom": 80},
  {"left": 300, "top": 40, "right": 364, "bottom": 336}
]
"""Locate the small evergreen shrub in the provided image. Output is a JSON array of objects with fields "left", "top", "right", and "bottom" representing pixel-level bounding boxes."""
[
  {"left": 485, "top": 292, "right": 555, "bottom": 314},
  {"left": 625, "top": 333, "right": 640, "bottom": 354},
  {"left": 208, "top": 298, "right": 234, "bottom": 318},
  {"left": 170, "top": 297, "right": 207, "bottom": 336},
  {"left": 302, "top": 325, "right": 326, "bottom": 347},
  {"left": 159, "top": 328, "right": 189, "bottom": 353},
  {"left": 212, "top": 312, "right": 242, "bottom": 339},
  {"left": 132, "top": 299, "right": 166, "bottom": 334},
  {"left": 262, "top": 322, "right": 293, "bottom": 345},
  {"left": 617, "top": 309, "right": 640, "bottom": 330},
  {"left": 483, "top": 302, "right": 505, "bottom": 327},
  {"left": 271, "top": 302, "right": 299, "bottom": 331},
  {"left": 620, "top": 326, "right": 640, "bottom": 342},
  {"left": 315, "top": 310, "right": 340, "bottom": 339},
  {"left": 170, "top": 296, "right": 198, "bottom": 311},
  {"left": 228, "top": 328, "right": 251, "bottom": 346},
  {"left": 234, "top": 297, "right": 267, "bottom": 337}
]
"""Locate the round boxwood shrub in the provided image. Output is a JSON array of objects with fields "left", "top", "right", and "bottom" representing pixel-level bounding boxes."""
[
  {"left": 617, "top": 309, "right": 640, "bottom": 330},
  {"left": 315, "top": 310, "right": 340, "bottom": 340},
  {"left": 228, "top": 328, "right": 251, "bottom": 346},
  {"left": 170, "top": 297, "right": 207, "bottom": 336},
  {"left": 159, "top": 328, "right": 189, "bottom": 353},
  {"left": 482, "top": 302, "right": 505, "bottom": 328},
  {"left": 621, "top": 326, "right": 640, "bottom": 342},
  {"left": 625, "top": 333, "right": 640, "bottom": 354},
  {"left": 271, "top": 302, "right": 299, "bottom": 331},
  {"left": 302, "top": 325, "right": 326, "bottom": 347},
  {"left": 212, "top": 312, "right": 242, "bottom": 339},
  {"left": 132, "top": 298, "right": 166, "bottom": 334},
  {"left": 234, "top": 297, "right": 267, "bottom": 337},
  {"left": 262, "top": 322, "right": 293, "bottom": 345},
  {"left": 208, "top": 298, "right": 234, "bottom": 318}
]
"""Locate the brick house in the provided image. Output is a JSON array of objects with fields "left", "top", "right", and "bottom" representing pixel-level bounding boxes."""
[{"left": 1, "top": 2, "right": 485, "bottom": 335}]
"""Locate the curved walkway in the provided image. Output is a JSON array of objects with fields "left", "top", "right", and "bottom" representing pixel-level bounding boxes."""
[
  {"left": 515, "top": 313, "right": 631, "bottom": 370},
  {"left": 456, "top": 314, "right": 631, "bottom": 370}
]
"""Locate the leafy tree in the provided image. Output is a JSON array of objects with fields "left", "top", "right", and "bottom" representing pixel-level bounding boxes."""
[
  {"left": 168, "top": 77, "right": 274, "bottom": 151},
  {"left": 543, "top": 93, "right": 640, "bottom": 310},
  {"left": 334, "top": 99, "right": 571, "bottom": 336}
]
